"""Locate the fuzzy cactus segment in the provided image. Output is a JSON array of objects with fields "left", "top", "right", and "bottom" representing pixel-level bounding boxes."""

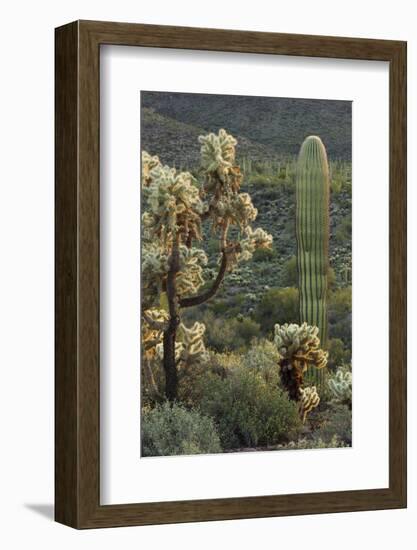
[
  {"left": 199, "top": 128, "right": 237, "bottom": 177},
  {"left": 142, "top": 162, "right": 204, "bottom": 245},
  {"left": 155, "top": 322, "right": 209, "bottom": 368},
  {"left": 237, "top": 227, "right": 274, "bottom": 264},
  {"left": 328, "top": 367, "right": 352, "bottom": 405},
  {"left": 176, "top": 246, "right": 208, "bottom": 298},
  {"left": 274, "top": 322, "right": 328, "bottom": 403},
  {"left": 299, "top": 386, "right": 320, "bottom": 423},
  {"left": 274, "top": 322, "right": 328, "bottom": 371},
  {"left": 142, "top": 308, "right": 170, "bottom": 358}
]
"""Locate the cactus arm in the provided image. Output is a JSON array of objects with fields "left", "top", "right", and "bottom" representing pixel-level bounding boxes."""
[{"left": 179, "top": 251, "right": 228, "bottom": 308}]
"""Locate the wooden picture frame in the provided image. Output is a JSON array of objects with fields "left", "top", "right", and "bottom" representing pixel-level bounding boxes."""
[{"left": 55, "top": 20, "right": 407, "bottom": 529}]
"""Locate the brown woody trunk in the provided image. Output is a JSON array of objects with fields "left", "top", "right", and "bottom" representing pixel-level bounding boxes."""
[
  {"left": 279, "top": 359, "right": 303, "bottom": 401},
  {"left": 163, "top": 241, "right": 180, "bottom": 401},
  {"left": 163, "top": 317, "right": 179, "bottom": 401}
]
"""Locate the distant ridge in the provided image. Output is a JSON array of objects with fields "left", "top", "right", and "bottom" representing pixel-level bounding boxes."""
[
  {"left": 141, "top": 107, "right": 277, "bottom": 168},
  {"left": 141, "top": 91, "right": 352, "bottom": 162}
]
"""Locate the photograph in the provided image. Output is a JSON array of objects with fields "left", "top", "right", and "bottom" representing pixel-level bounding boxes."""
[{"left": 140, "top": 91, "right": 352, "bottom": 457}]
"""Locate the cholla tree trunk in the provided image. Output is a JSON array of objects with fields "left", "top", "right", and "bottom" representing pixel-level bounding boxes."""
[{"left": 163, "top": 240, "right": 180, "bottom": 401}]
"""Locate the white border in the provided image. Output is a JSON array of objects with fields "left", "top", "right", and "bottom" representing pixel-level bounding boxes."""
[{"left": 100, "top": 45, "right": 389, "bottom": 505}]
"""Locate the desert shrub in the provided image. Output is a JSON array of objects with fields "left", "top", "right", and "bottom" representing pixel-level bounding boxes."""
[
  {"left": 314, "top": 403, "right": 352, "bottom": 446},
  {"left": 281, "top": 255, "right": 298, "bottom": 286},
  {"left": 248, "top": 174, "right": 274, "bottom": 186},
  {"left": 252, "top": 246, "right": 276, "bottom": 262},
  {"left": 277, "top": 435, "right": 347, "bottom": 450},
  {"left": 327, "top": 266, "right": 336, "bottom": 290},
  {"left": 242, "top": 339, "right": 281, "bottom": 385},
  {"left": 141, "top": 402, "right": 222, "bottom": 457},
  {"left": 328, "top": 287, "right": 352, "bottom": 348},
  {"left": 335, "top": 214, "right": 352, "bottom": 244},
  {"left": 201, "top": 310, "right": 261, "bottom": 352},
  {"left": 327, "top": 338, "right": 351, "bottom": 369},
  {"left": 330, "top": 177, "right": 343, "bottom": 194},
  {"left": 254, "top": 287, "right": 299, "bottom": 335},
  {"left": 196, "top": 368, "right": 302, "bottom": 449},
  {"left": 329, "top": 286, "right": 352, "bottom": 314}
]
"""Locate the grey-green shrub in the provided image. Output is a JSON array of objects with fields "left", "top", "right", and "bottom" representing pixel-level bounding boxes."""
[
  {"left": 141, "top": 402, "right": 222, "bottom": 457},
  {"left": 277, "top": 435, "right": 347, "bottom": 450},
  {"left": 281, "top": 255, "right": 298, "bottom": 286},
  {"left": 327, "top": 338, "right": 351, "bottom": 369},
  {"left": 196, "top": 368, "right": 302, "bottom": 449},
  {"left": 328, "top": 287, "right": 352, "bottom": 348},
  {"left": 199, "top": 310, "right": 261, "bottom": 352},
  {"left": 254, "top": 287, "right": 299, "bottom": 334},
  {"left": 314, "top": 403, "right": 352, "bottom": 445},
  {"left": 242, "top": 339, "right": 281, "bottom": 385}
]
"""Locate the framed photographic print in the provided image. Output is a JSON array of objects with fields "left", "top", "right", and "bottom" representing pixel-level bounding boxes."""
[{"left": 55, "top": 20, "right": 407, "bottom": 528}]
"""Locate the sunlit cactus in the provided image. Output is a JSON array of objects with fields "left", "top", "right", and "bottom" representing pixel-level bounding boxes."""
[
  {"left": 156, "top": 321, "right": 209, "bottom": 366},
  {"left": 142, "top": 311, "right": 209, "bottom": 402},
  {"left": 299, "top": 386, "right": 320, "bottom": 423},
  {"left": 198, "top": 128, "right": 237, "bottom": 177},
  {"left": 141, "top": 308, "right": 170, "bottom": 401},
  {"left": 274, "top": 322, "right": 328, "bottom": 405},
  {"left": 328, "top": 367, "right": 352, "bottom": 406},
  {"left": 142, "top": 129, "right": 272, "bottom": 399}
]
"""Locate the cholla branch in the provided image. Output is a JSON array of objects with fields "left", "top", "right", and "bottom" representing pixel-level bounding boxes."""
[{"left": 274, "top": 322, "right": 328, "bottom": 421}]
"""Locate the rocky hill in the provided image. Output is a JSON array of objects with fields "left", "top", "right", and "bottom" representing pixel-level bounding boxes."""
[{"left": 141, "top": 91, "right": 352, "bottom": 161}]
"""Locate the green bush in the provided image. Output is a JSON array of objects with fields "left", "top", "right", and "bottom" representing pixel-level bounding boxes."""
[
  {"left": 277, "top": 435, "right": 347, "bottom": 450},
  {"left": 335, "top": 215, "right": 352, "bottom": 244},
  {"left": 248, "top": 174, "right": 274, "bottom": 186},
  {"left": 200, "top": 310, "right": 261, "bottom": 352},
  {"left": 330, "top": 177, "right": 343, "bottom": 194},
  {"left": 254, "top": 287, "right": 299, "bottom": 335},
  {"left": 242, "top": 339, "right": 281, "bottom": 385},
  {"left": 252, "top": 246, "right": 276, "bottom": 262},
  {"left": 196, "top": 368, "right": 302, "bottom": 449},
  {"left": 327, "top": 338, "right": 351, "bottom": 369},
  {"left": 141, "top": 402, "right": 222, "bottom": 457},
  {"left": 281, "top": 256, "right": 298, "bottom": 287},
  {"left": 328, "top": 287, "right": 352, "bottom": 348},
  {"left": 314, "top": 403, "right": 352, "bottom": 446}
]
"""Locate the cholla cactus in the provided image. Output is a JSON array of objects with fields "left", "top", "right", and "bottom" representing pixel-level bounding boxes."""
[
  {"left": 274, "top": 322, "right": 328, "bottom": 372},
  {"left": 156, "top": 322, "right": 209, "bottom": 369},
  {"left": 328, "top": 367, "right": 352, "bottom": 406},
  {"left": 143, "top": 313, "right": 209, "bottom": 401},
  {"left": 299, "top": 386, "right": 320, "bottom": 423},
  {"left": 142, "top": 129, "right": 272, "bottom": 400},
  {"left": 142, "top": 308, "right": 169, "bottom": 357},
  {"left": 274, "top": 322, "right": 328, "bottom": 409},
  {"left": 142, "top": 308, "right": 170, "bottom": 400},
  {"left": 238, "top": 227, "right": 273, "bottom": 264},
  {"left": 177, "top": 322, "right": 209, "bottom": 366},
  {"left": 199, "top": 128, "right": 237, "bottom": 178},
  {"left": 176, "top": 246, "right": 208, "bottom": 298}
]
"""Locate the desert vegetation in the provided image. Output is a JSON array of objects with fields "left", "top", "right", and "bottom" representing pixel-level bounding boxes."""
[{"left": 140, "top": 96, "right": 352, "bottom": 457}]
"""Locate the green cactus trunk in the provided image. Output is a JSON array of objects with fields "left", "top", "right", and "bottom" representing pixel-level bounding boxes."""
[{"left": 296, "top": 136, "right": 330, "bottom": 389}]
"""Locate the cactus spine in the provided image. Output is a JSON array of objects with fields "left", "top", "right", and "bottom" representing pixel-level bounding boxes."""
[{"left": 296, "top": 136, "right": 330, "bottom": 387}]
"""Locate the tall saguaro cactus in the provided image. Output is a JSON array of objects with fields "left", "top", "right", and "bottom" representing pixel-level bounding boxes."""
[{"left": 296, "top": 136, "right": 330, "bottom": 388}]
